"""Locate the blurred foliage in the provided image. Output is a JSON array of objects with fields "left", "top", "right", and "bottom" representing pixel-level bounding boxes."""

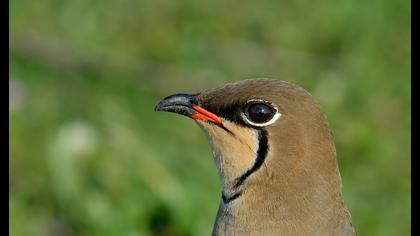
[{"left": 10, "top": 0, "right": 410, "bottom": 235}]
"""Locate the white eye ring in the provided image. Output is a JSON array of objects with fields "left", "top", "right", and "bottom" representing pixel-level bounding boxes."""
[{"left": 241, "top": 99, "right": 281, "bottom": 127}]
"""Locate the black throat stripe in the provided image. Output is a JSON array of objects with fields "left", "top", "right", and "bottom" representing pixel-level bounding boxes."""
[
  {"left": 234, "top": 129, "right": 269, "bottom": 188},
  {"left": 222, "top": 191, "right": 242, "bottom": 204}
]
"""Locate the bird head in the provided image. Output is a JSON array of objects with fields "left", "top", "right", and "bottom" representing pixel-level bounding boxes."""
[
  {"left": 155, "top": 78, "right": 341, "bottom": 203},
  {"left": 155, "top": 78, "right": 354, "bottom": 235}
]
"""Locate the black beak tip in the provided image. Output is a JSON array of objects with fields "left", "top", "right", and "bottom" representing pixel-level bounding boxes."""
[
  {"left": 154, "top": 93, "right": 199, "bottom": 116},
  {"left": 154, "top": 102, "right": 163, "bottom": 112}
]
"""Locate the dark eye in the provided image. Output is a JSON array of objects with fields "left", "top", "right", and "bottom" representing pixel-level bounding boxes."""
[{"left": 245, "top": 103, "right": 275, "bottom": 124}]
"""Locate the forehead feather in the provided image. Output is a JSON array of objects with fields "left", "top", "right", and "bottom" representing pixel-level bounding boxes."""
[{"left": 197, "top": 79, "right": 313, "bottom": 109}]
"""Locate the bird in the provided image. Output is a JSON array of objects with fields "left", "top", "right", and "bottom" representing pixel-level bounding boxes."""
[{"left": 155, "top": 78, "right": 355, "bottom": 235}]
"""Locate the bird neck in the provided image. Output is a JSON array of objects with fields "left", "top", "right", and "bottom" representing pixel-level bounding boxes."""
[{"left": 213, "top": 136, "right": 354, "bottom": 235}]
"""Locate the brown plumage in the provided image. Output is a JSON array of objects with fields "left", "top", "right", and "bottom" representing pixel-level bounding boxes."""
[{"left": 155, "top": 78, "right": 355, "bottom": 235}]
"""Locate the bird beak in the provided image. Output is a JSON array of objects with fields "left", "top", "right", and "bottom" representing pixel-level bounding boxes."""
[{"left": 155, "top": 93, "right": 222, "bottom": 126}]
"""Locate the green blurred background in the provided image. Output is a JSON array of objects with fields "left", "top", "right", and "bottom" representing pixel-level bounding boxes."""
[{"left": 10, "top": 0, "right": 410, "bottom": 235}]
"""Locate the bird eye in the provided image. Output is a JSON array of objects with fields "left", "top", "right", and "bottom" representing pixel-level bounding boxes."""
[
  {"left": 242, "top": 100, "right": 281, "bottom": 127},
  {"left": 246, "top": 103, "right": 274, "bottom": 123}
]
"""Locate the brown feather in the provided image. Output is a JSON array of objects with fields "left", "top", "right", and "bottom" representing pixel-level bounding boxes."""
[{"left": 193, "top": 79, "right": 355, "bottom": 235}]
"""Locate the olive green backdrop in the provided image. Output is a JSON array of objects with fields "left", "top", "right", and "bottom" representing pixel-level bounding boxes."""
[{"left": 10, "top": 0, "right": 410, "bottom": 235}]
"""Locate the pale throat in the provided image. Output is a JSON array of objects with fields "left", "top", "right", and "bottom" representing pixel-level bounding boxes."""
[{"left": 196, "top": 119, "right": 260, "bottom": 194}]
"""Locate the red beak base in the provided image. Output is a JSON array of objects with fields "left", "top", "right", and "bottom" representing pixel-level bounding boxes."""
[{"left": 191, "top": 105, "right": 222, "bottom": 126}]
